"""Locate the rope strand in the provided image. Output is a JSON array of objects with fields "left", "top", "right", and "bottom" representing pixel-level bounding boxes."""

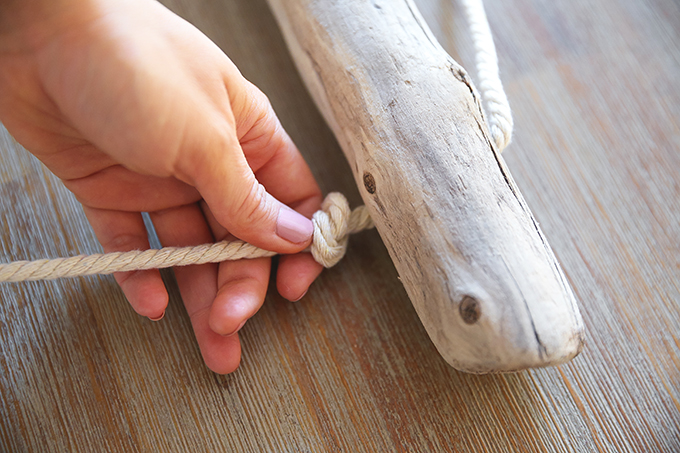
[
  {"left": 461, "top": 0, "right": 513, "bottom": 150},
  {"left": 0, "top": 193, "right": 374, "bottom": 282}
]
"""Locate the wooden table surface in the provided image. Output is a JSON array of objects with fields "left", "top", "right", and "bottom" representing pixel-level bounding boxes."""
[{"left": 1, "top": 0, "right": 678, "bottom": 451}]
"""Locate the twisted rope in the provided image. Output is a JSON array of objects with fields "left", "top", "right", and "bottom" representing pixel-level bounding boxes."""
[
  {"left": 0, "top": 193, "right": 374, "bottom": 282},
  {"left": 0, "top": 0, "right": 509, "bottom": 282},
  {"left": 461, "top": 0, "right": 513, "bottom": 150}
]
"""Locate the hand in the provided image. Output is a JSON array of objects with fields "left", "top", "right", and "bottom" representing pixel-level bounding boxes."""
[{"left": 0, "top": 0, "right": 324, "bottom": 373}]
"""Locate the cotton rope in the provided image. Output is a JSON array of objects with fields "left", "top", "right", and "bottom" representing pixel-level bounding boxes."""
[
  {"left": 0, "top": 193, "right": 373, "bottom": 282},
  {"left": 0, "top": 0, "right": 510, "bottom": 283},
  {"left": 461, "top": 0, "right": 513, "bottom": 150}
]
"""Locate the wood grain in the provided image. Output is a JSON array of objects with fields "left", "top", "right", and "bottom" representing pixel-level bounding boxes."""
[{"left": 1, "top": 0, "right": 678, "bottom": 451}]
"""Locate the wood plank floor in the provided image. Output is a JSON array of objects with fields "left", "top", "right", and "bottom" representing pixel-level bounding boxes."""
[{"left": 1, "top": 0, "right": 678, "bottom": 451}]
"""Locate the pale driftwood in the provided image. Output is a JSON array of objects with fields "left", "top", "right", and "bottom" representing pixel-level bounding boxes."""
[{"left": 266, "top": 0, "right": 584, "bottom": 373}]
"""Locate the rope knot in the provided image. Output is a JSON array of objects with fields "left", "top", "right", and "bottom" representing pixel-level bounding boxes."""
[{"left": 311, "top": 192, "right": 374, "bottom": 268}]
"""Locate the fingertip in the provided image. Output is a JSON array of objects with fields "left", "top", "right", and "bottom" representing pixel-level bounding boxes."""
[
  {"left": 293, "top": 290, "right": 308, "bottom": 302},
  {"left": 208, "top": 271, "right": 268, "bottom": 336},
  {"left": 83, "top": 208, "right": 170, "bottom": 320},
  {"left": 226, "top": 319, "right": 247, "bottom": 336},
  {"left": 277, "top": 253, "right": 323, "bottom": 302},
  {"left": 208, "top": 294, "right": 254, "bottom": 336},
  {"left": 210, "top": 356, "right": 242, "bottom": 375},
  {"left": 201, "top": 331, "right": 243, "bottom": 375},
  {"left": 188, "top": 303, "right": 243, "bottom": 374},
  {"left": 148, "top": 311, "right": 165, "bottom": 322},
  {"left": 115, "top": 269, "right": 169, "bottom": 319}
]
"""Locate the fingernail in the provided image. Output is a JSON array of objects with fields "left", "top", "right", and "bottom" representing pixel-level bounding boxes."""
[
  {"left": 277, "top": 208, "right": 314, "bottom": 244},
  {"left": 294, "top": 290, "right": 308, "bottom": 302},
  {"left": 148, "top": 311, "right": 165, "bottom": 322},
  {"left": 226, "top": 319, "right": 247, "bottom": 337}
]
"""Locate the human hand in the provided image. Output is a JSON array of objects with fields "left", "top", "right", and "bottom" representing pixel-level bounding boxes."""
[{"left": 0, "top": 0, "right": 324, "bottom": 373}]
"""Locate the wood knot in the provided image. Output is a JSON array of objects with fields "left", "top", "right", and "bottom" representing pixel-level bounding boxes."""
[
  {"left": 363, "top": 172, "right": 376, "bottom": 194},
  {"left": 459, "top": 296, "right": 481, "bottom": 325}
]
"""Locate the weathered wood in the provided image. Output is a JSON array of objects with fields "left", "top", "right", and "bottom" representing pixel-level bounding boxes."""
[
  {"left": 1, "top": 0, "right": 679, "bottom": 451},
  {"left": 266, "top": 0, "right": 583, "bottom": 373}
]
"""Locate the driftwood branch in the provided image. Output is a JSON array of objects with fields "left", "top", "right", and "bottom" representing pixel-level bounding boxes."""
[{"left": 267, "top": 0, "right": 584, "bottom": 373}]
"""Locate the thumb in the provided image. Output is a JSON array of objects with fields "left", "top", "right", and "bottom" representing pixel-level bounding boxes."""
[{"left": 177, "top": 129, "right": 314, "bottom": 254}]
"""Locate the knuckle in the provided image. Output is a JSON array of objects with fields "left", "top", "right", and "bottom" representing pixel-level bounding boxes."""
[
  {"left": 246, "top": 82, "right": 273, "bottom": 111},
  {"left": 234, "top": 182, "right": 273, "bottom": 228},
  {"left": 239, "top": 85, "right": 278, "bottom": 136}
]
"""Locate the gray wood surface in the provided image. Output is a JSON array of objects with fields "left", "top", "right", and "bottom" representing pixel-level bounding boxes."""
[{"left": 1, "top": 0, "right": 678, "bottom": 451}]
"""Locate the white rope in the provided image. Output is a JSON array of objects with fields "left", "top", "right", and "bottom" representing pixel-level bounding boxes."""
[
  {"left": 0, "top": 0, "right": 510, "bottom": 282},
  {"left": 461, "top": 0, "right": 513, "bottom": 150},
  {"left": 0, "top": 193, "right": 374, "bottom": 282},
  {"left": 311, "top": 193, "right": 374, "bottom": 267}
]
